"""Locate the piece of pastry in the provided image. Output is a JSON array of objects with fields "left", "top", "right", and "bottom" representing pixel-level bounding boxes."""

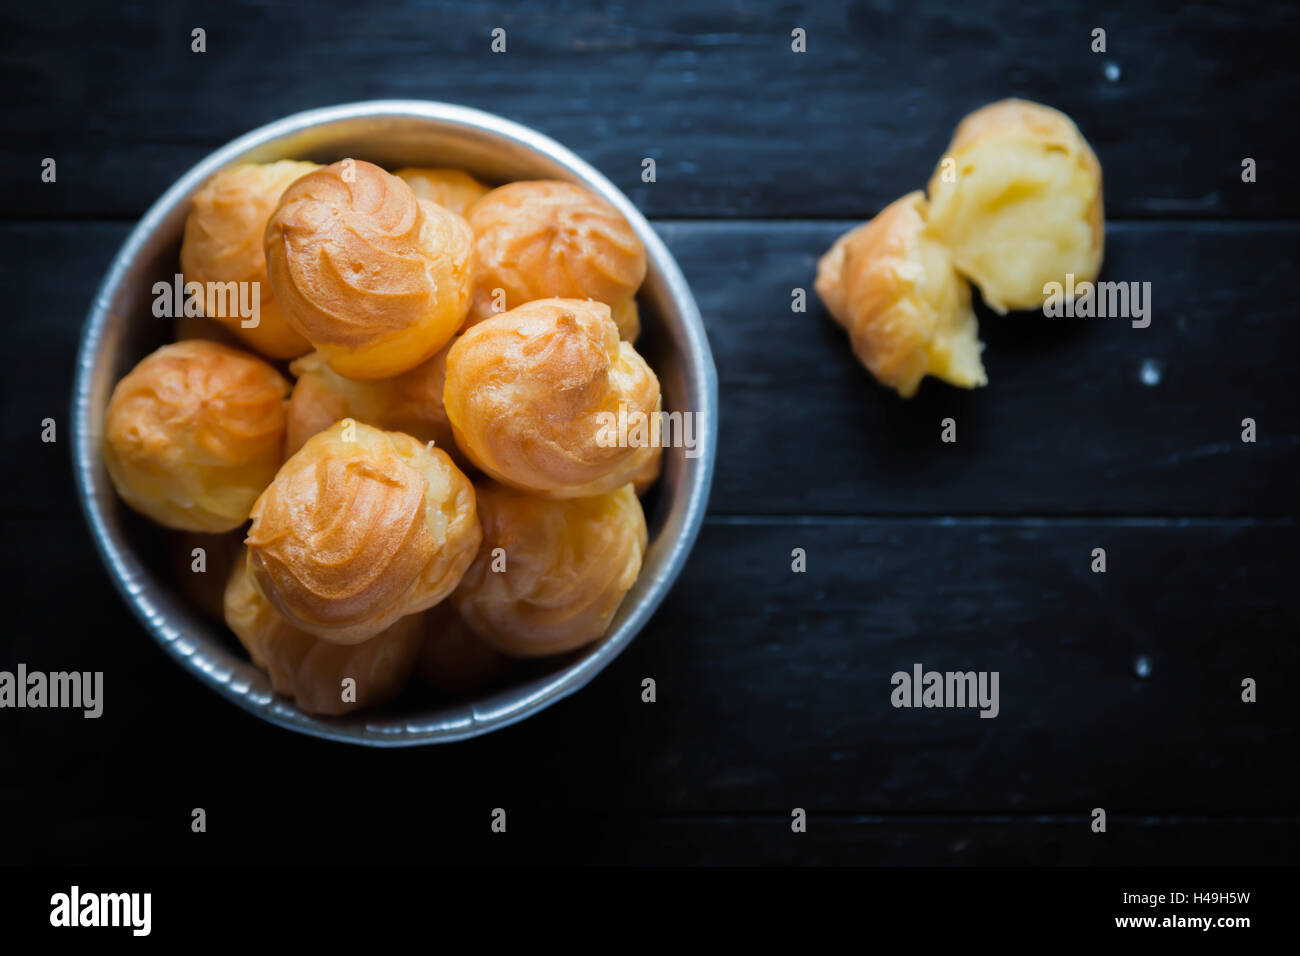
[
  {"left": 815, "top": 191, "right": 986, "bottom": 398},
  {"left": 245, "top": 420, "right": 481, "bottom": 644},
  {"left": 224, "top": 550, "right": 424, "bottom": 716},
  {"left": 925, "top": 98, "right": 1104, "bottom": 313},
  {"left": 443, "top": 298, "right": 661, "bottom": 498},
  {"left": 631, "top": 443, "right": 663, "bottom": 496},
  {"left": 465, "top": 180, "right": 645, "bottom": 338},
  {"left": 283, "top": 343, "right": 466, "bottom": 471},
  {"left": 180, "top": 161, "right": 319, "bottom": 358},
  {"left": 394, "top": 167, "right": 491, "bottom": 218},
  {"left": 173, "top": 311, "right": 243, "bottom": 349},
  {"left": 263, "top": 159, "right": 475, "bottom": 379},
  {"left": 454, "top": 483, "right": 647, "bottom": 657},
  {"left": 103, "top": 340, "right": 290, "bottom": 532},
  {"left": 416, "top": 601, "right": 514, "bottom": 695}
]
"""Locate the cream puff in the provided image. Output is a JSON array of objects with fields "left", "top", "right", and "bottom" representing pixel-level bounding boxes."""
[
  {"left": 815, "top": 191, "right": 986, "bottom": 397},
  {"left": 244, "top": 420, "right": 480, "bottom": 644},
  {"left": 925, "top": 99, "right": 1104, "bottom": 313},
  {"left": 180, "top": 161, "right": 319, "bottom": 358},
  {"left": 443, "top": 298, "right": 661, "bottom": 498},
  {"left": 103, "top": 340, "right": 290, "bottom": 532},
  {"left": 394, "top": 167, "right": 491, "bottom": 218},
  {"left": 263, "top": 159, "right": 475, "bottom": 379},
  {"left": 453, "top": 483, "right": 647, "bottom": 657},
  {"left": 283, "top": 342, "right": 464, "bottom": 470},
  {"left": 465, "top": 180, "right": 645, "bottom": 338},
  {"left": 224, "top": 550, "right": 424, "bottom": 716}
]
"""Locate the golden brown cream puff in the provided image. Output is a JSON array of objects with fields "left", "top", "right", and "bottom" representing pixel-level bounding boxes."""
[
  {"left": 815, "top": 191, "right": 986, "bottom": 398},
  {"left": 394, "top": 167, "right": 491, "bottom": 218},
  {"left": 443, "top": 298, "right": 661, "bottom": 498},
  {"left": 224, "top": 550, "right": 424, "bottom": 716},
  {"left": 454, "top": 483, "right": 647, "bottom": 657},
  {"left": 415, "top": 601, "right": 514, "bottom": 695},
  {"left": 245, "top": 420, "right": 480, "bottom": 644},
  {"left": 263, "top": 159, "right": 475, "bottom": 379},
  {"left": 283, "top": 343, "right": 464, "bottom": 470},
  {"left": 180, "top": 161, "right": 319, "bottom": 359},
  {"left": 103, "top": 341, "right": 290, "bottom": 532},
  {"left": 925, "top": 99, "right": 1104, "bottom": 313},
  {"left": 465, "top": 180, "right": 645, "bottom": 336}
]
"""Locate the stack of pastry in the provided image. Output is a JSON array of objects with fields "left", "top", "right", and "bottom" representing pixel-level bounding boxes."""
[
  {"left": 103, "top": 159, "right": 662, "bottom": 716},
  {"left": 815, "top": 99, "right": 1105, "bottom": 397}
]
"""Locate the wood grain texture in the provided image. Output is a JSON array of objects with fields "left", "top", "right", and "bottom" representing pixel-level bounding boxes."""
[{"left": 2, "top": 0, "right": 1296, "bottom": 219}]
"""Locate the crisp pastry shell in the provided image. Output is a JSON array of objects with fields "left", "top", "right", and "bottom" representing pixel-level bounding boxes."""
[
  {"left": 103, "top": 340, "right": 289, "bottom": 532},
  {"left": 394, "top": 167, "right": 491, "bottom": 218},
  {"left": 179, "top": 161, "right": 320, "bottom": 359},
  {"left": 245, "top": 419, "right": 481, "bottom": 644},
  {"left": 264, "top": 159, "right": 474, "bottom": 379},
  {"left": 453, "top": 483, "right": 647, "bottom": 657},
  {"left": 443, "top": 298, "right": 661, "bottom": 498},
  {"left": 224, "top": 550, "right": 424, "bottom": 715},
  {"left": 815, "top": 191, "right": 986, "bottom": 398}
]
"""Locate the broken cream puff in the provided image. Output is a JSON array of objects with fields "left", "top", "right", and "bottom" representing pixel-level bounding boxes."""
[
  {"left": 244, "top": 420, "right": 481, "bottom": 644},
  {"left": 263, "top": 159, "right": 474, "bottom": 379},
  {"left": 453, "top": 483, "right": 647, "bottom": 658},
  {"left": 443, "top": 298, "right": 661, "bottom": 498},
  {"left": 103, "top": 340, "right": 290, "bottom": 532},
  {"left": 816, "top": 191, "right": 986, "bottom": 398},
  {"left": 925, "top": 98, "right": 1104, "bottom": 313},
  {"left": 180, "top": 161, "right": 320, "bottom": 359}
]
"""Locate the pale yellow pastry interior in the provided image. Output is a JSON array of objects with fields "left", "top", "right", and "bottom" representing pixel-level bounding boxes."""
[
  {"left": 465, "top": 179, "right": 645, "bottom": 334},
  {"left": 225, "top": 549, "right": 424, "bottom": 715},
  {"left": 103, "top": 340, "right": 289, "bottom": 532},
  {"left": 264, "top": 159, "right": 474, "bottom": 379},
  {"left": 180, "top": 161, "right": 320, "bottom": 359},
  {"left": 443, "top": 298, "right": 661, "bottom": 498},
  {"left": 816, "top": 191, "right": 986, "bottom": 398},
  {"left": 454, "top": 483, "right": 647, "bottom": 657},
  {"left": 926, "top": 98, "right": 1104, "bottom": 313},
  {"left": 245, "top": 420, "right": 481, "bottom": 644}
]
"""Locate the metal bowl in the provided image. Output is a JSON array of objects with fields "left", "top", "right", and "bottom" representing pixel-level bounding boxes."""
[{"left": 72, "top": 101, "right": 716, "bottom": 746}]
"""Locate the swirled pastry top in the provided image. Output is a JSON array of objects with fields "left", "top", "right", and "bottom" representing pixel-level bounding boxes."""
[
  {"left": 245, "top": 419, "right": 480, "bottom": 644},
  {"left": 466, "top": 180, "right": 645, "bottom": 322},
  {"left": 103, "top": 340, "right": 289, "bottom": 532},
  {"left": 263, "top": 159, "right": 474, "bottom": 376},
  {"left": 453, "top": 482, "right": 647, "bottom": 657},
  {"left": 180, "top": 161, "right": 319, "bottom": 358},
  {"left": 443, "top": 298, "right": 661, "bottom": 498}
]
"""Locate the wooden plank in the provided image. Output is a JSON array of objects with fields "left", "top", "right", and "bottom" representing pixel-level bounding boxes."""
[
  {"left": 2, "top": 516, "right": 1294, "bottom": 823},
  {"left": 7, "top": 220, "right": 1298, "bottom": 518},
  {"left": 2, "top": 809, "right": 1294, "bottom": 865},
  {"left": 1, "top": 0, "right": 1295, "bottom": 219}
]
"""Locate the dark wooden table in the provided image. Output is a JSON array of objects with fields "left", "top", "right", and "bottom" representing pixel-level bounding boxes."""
[{"left": 1, "top": 0, "right": 1296, "bottom": 865}]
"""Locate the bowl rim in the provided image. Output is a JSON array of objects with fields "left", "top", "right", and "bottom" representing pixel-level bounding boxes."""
[{"left": 71, "top": 99, "right": 717, "bottom": 746}]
